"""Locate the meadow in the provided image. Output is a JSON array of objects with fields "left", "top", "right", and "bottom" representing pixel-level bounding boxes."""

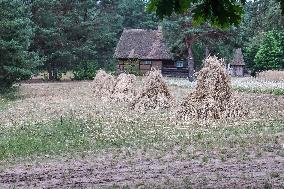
[{"left": 0, "top": 76, "right": 283, "bottom": 188}]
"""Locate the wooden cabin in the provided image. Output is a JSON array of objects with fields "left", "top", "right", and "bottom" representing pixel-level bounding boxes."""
[
  {"left": 114, "top": 28, "right": 188, "bottom": 77},
  {"left": 229, "top": 48, "right": 246, "bottom": 77}
]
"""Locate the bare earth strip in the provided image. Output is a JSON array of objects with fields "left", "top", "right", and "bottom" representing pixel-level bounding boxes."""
[{"left": 0, "top": 153, "right": 283, "bottom": 188}]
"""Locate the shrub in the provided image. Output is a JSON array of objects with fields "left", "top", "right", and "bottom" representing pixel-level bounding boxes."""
[
  {"left": 123, "top": 60, "right": 143, "bottom": 76},
  {"left": 73, "top": 61, "right": 99, "bottom": 80}
]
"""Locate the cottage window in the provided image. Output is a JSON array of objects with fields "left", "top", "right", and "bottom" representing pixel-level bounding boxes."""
[
  {"left": 144, "top": 60, "right": 152, "bottom": 65},
  {"left": 176, "top": 61, "right": 184, "bottom": 68}
]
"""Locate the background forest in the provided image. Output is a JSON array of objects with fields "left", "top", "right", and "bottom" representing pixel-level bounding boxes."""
[{"left": 0, "top": 0, "right": 283, "bottom": 87}]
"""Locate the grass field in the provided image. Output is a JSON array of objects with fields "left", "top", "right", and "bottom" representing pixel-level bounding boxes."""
[
  {"left": 0, "top": 79, "right": 283, "bottom": 188},
  {"left": 166, "top": 77, "right": 284, "bottom": 95}
]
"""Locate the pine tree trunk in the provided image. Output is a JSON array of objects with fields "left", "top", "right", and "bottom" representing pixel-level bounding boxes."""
[
  {"left": 185, "top": 35, "right": 195, "bottom": 81},
  {"left": 47, "top": 63, "right": 53, "bottom": 80},
  {"left": 187, "top": 47, "right": 195, "bottom": 81},
  {"left": 205, "top": 46, "right": 209, "bottom": 57}
]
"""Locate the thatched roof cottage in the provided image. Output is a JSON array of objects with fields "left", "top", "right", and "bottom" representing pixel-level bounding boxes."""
[{"left": 114, "top": 28, "right": 188, "bottom": 77}]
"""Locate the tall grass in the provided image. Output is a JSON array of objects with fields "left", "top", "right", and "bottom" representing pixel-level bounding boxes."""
[{"left": 258, "top": 70, "right": 284, "bottom": 81}]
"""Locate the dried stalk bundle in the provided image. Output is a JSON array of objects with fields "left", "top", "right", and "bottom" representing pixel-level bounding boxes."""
[
  {"left": 93, "top": 70, "right": 115, "bottom": 99},
  {"left": 111, "top": 73, "right": 137, "bottom": 102},
  {"left": 178, "top": 56, "right": 247, "bottom": 119},
  {"left": 131, "top": 70, "right": 173, "bottom": 111}
]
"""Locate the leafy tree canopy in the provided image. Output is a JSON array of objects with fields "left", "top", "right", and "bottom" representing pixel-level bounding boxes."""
[{"left": 147, "top": 0, "right": 284, "bottom": 28}]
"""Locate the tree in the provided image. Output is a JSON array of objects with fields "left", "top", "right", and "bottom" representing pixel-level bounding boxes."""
[
  {"left": 30, "top": 0, "right": 100, "bottom": 80},
  {"left": 242, "top": 0, "right": 283, "bottom": 38},
  {"left": 0, "top": 0, "right": 41, "bottom": 88},
  {"left": 254, "top": 31, "right": 284, "bottom": 71},
  {"left": 118, "top": 0, "right": 158, "bottom": 29},
  {"left": 162, "top": 14, "right": 230, "bottom": 81},
  {"left": 29, "top": 0, "right": 158, "bottom": 80},
  {"left": 241, "top": 0, "right": 284, "bottom": 74},
  {"left": 148, "top": 0, "right": 245, "bottom": 28},
  {"left": 147, "top": 0, "right": 284, "bottom": 28}
]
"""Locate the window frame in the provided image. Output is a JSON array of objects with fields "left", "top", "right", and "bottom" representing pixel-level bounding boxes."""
[
  {"left": 175, "top": 61, "right": 184, "bottom": 68},
  {"left": 143, "top": 60, "right": 152, "bottom": 65}
]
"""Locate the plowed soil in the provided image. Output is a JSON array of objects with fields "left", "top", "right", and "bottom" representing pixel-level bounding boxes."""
[{"left": 0, "top": 152, "right": 283, "bottom": 188}]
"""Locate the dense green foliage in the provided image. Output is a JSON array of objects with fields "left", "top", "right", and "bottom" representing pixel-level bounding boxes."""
[
  {"left": 148, "top": 0, "right": 284, "bottom": 28},
  {"left": 254, "top": 31, "right": 284, "bottom": 70},
  {"left": 73, "top": 60, "right": 99, "bottom": 80},
  {"left": 242, "top": 0, "right": 284, "bottom": 73},
  {"left": 30, "top": 0, "right": 100, "bottom": 80},
  {"left": 0, "top": 0, "right": 41, "bottom": 88},
  {"left": 148, "top": 0, "right": 245, "bottom": 28}
]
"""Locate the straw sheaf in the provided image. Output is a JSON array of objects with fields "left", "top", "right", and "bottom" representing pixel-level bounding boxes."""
[
  {"left": 93, "top": 70, "right": 116, "bottom": 100},
  {"left": 111, "top": 73, "right": 138, "bottom": 103},
  {"left": 131, "top": 70, "right": 173, "bottom": 111},
  {"left": 178, "top": 56, "right": 248, "bottom": 119}
]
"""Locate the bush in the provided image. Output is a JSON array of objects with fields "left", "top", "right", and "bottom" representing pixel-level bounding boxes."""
[
  {"left": 73, "top": 61, "right": 99, "bottom": 80},
  {"left": 254, "top": 31, "right": 283, "bottom": 70},
  {"left": 123, "top": 60, "right": 143, "bottom": 76}
]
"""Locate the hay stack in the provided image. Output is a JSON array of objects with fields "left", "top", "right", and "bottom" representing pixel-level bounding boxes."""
[
  {"left": 111, "top": 73, "right": 137, "bottom": 102},
  {"left": 131, "top": 70, "right": 173, "bottom": 111},
  {"left": 93, "top": 70, "right": 115, "bottom": 99},
  {"left": 178, "top": 56, "right": 247, "bottom": 119}
]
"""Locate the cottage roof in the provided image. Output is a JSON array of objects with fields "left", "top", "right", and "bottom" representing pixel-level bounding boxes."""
[
  {"left": 114, "top": 29, "right": 173, "bottom": 60},
  {"left": 231, "top": 48, "right": 245, "bottom": 66}
]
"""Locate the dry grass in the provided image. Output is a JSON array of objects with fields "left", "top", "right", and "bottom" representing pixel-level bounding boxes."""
[{"left": 257, "top": 70, "right": 284, "bottom": 81}]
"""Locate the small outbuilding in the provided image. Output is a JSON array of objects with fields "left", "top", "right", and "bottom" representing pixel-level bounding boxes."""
[
  {"left": 230, "top": 48, "right": 245, "bottom": 77},
  {"left": 114, "top": 28, "right": 188, "bottom": 77}
]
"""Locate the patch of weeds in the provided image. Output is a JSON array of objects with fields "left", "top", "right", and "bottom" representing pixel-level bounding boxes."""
[
  {"left": 270, "top": 172, "right": 280, "bottom": 178},
  {"left": 263, "top": 180, "right": 273, "bottom": 189},
  {"left": 183, "top": 176, "right": 193, "bottom": 189},
  {"left": 220, "top": 155, "right": 226, "bottom": 162},
  {"left": 202, "top": 156, "right": 209, "bottom": 163},
  {"left": 256, "top": 151, "right": 262, "bottom": 158}
]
